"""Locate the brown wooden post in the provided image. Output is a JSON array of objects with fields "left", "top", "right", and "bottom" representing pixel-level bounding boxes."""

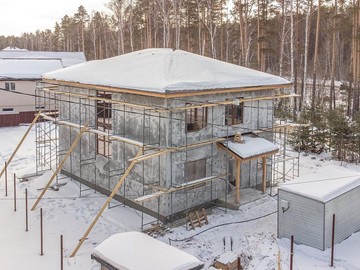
[
  {"left": 25, "top": 188, "right": 28, "bottom": 231},
  {"left": 290, "top": 235, "right": 294, "bottom": 270},
  {"left": 331, "top": 214, "right": 335, "bottom": 267},
  {"left": 13, "top": 173, "right": 16, "bottom": 212},
  {"left": 235, "top": 159, "right": 241, "bottom": 204},
  {"left": 40, "top": 208, "right": 44, "bottom": 256},
  {"left": 262, "top": 157, "right": 267, "bottom": 193},
  {"left": 5, "top": 162, "right": 8, "bottom": 196},
  {"left": 60, "top": 235, "right": 64, "bottom": 270}
]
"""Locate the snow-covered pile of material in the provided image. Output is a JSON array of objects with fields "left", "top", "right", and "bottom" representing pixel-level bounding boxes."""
[
  {"left": 279, "top": 165, "right": 360, "bottom": 202},
  {"left": 43, "top": 48, "right": 290, "bottom": 93},
  {"left": 92, "top": 231, "right": 204, "bottom": 270},
  {"left": 224, "top": 135, "right": 279, "bottom": 159}
]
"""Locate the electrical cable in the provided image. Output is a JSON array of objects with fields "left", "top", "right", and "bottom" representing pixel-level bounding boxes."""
[{"left": 168, "top": 210, "right": 277, "bottom": 243}]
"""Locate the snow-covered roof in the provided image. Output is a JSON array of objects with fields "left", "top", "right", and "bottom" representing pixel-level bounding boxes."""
[
  {"left": 279, "top": 165, "right": 360, "bottom": 203},
  {"left": 222, "top": 134, "right": 279, "bottom": 160},
  {"left": 92, "top": 232, "right": 204, "bottom": 270},
  {"left": 2, "top": 46, "right": 28, "bottom": 51},
  {"left": 0, "top": 59, "right": 63, "bottom": 80},
  {"left": 0, "top": 50, "right": 86, "bottom": 67},
  {"left": 43, "top": 48, "right": 291, "bottom": 94}
]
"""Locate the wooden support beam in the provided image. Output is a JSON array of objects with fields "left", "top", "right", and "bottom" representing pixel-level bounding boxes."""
[
  {"left": 235, "top": 159, "right": 241, "bottom": 204},
  {"left": 0, "top": 111, "right": 42, "bottom": 180},
  {"left": 262, "top": 157, "right": 267, "bottom": 193},
  {"left": 70, "top": 149, "right": 143, "bottom": 257},
  {"left": 40, "top": 113, "right": 143, "bottom": 147},
  {"left": 31, "top": 124, "right": 89, "bottom": 211},
  {"left": 43, "top": 78, "right": 293, "bottom": 99},
  {"left": 41, "top": 87, "right": 158, "bottom": 111},
  {"left": 134, "top": 175, "right": 226, "bottom": 203},
  {"left": 129, "top": 138, "right": 225, "bottom": 163},
  {"left": 162, "top": 94, "right": 300, "bottom": 112}
]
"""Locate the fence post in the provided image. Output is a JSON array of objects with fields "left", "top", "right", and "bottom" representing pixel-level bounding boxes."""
[
  {"left": 40, "top": 208, "right": 44, "bottom": 256},
  {"left": 60, "top": 235, "right": 63, "bottom": 270},
  {"left": 25, "top": 188, "right": 28, "bottom": 231},
  {"left": 5, "top": 162, "right": 8, "bottom": 196},
  {"left": 331, "top": 214, "right": 335, "bottom": 267},
  {"left": 290, "top": 235, "right": 294, "bottom": 270},
  {"left": 13, "top": 173, "right": 16, "bottom": 212}
]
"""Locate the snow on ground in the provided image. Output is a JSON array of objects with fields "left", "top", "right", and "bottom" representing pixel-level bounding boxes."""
[{"left": 0, "top": 125, "right": 360, "bottom": 269}]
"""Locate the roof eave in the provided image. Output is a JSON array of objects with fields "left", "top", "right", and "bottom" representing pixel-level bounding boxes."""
[{"left": 42, "top": 78, "right": 293, "bottom": 98}]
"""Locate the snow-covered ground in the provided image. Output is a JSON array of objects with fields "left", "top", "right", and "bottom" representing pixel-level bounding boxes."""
[{"left": 0, "top": 125, "right": 359, "bottom": 269}]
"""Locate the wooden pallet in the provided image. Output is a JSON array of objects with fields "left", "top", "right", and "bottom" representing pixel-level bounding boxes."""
[{"left": 188, "top": 208, "right": 209, "bottom": 230}]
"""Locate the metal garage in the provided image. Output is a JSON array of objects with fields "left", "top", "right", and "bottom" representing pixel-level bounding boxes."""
[{"left": 278, "top": 165, "right": 360, "bottom": 250}]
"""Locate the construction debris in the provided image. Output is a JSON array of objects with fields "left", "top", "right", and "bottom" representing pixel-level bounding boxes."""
[
  {"left": 143, "top": 223, "right": 172, "bottom": 238},
  {"left": 188, "top": 208, "right": 208, "bottom": 230},
  {"left": 213, "top": 251, "right": 242, "bottom": 270}
]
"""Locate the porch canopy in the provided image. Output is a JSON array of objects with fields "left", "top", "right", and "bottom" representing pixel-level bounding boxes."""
[
  {"left": 91, "top": 232, "right": 204, "bottom": 270},
  {"left": 218, "top": 134, "right": 279, "bottom": 204}
]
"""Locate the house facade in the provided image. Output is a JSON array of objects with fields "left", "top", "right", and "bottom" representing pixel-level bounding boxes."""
[
  {"left": 0, "top": 47, "right": 86, "bottom": 127},
  {"left": 40, "top": 48, "right": 292, "bottom": 221}
]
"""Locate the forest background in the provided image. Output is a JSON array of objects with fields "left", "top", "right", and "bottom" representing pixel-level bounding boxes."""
[{"left": 2, "top": 0, "right": 360, "bottom": 162}]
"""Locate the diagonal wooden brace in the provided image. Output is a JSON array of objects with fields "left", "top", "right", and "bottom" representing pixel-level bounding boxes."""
[
  {"left": 0, "top": 111, "right": 42, "bottom": 180},
  {"left": 70, "top": 148, "right": 143, "bottom": 257},
  {"left": 31, "top": 124, "right": 89, "bottom": 211}
]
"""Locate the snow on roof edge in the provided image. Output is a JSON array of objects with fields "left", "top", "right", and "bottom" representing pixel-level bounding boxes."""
[
  {"left": 279, "top": 165, "right": 360, "bottom": 203},
  {"left": 42, "top": 48, "right": 291, "bottom": 94},
  {"left": 92, "top": 231, "right": 203, "bottom": 270}
]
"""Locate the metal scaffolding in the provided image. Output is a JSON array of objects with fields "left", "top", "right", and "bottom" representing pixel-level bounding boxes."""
[{"left": 32, "top": 81, "right": 299, "bottom": 255}]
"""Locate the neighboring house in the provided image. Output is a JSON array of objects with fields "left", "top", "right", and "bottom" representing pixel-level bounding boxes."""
[
  {"left": 39, "top": 48, "right": 292, "bottom": 222},
  {"left": 0, "top": 47, "right": 86, "bottom": 127}
]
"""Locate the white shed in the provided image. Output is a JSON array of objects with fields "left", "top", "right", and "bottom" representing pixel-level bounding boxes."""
[
  {"left": 278, "top": 165, "right": 360, "bottom": 250},
  {"left": 91, "top": 232, "right": 204, "bottom": 270}
]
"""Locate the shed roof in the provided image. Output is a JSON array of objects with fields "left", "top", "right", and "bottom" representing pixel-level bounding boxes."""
[
  {"left": 279, "top": 165, "right": 360, "bottom": 203},
  {"left": 91, "top": 232, "right": 203, "bottom": 270},
  {"left": 220, "top": 134, "right": 279, "bottom": 161},
  {"left": 43, "top": 48, "right": 291, "bottom": 94},
  {"left": 0, "top": 59, "right": 64, "bottom": 80}
]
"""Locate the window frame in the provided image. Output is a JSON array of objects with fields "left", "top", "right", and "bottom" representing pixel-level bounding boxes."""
[
  {"left": 4, "top": 82, "right": 15, "bottom": 91},
  {"left": 225, "top": 98, "right": 244, "bottom": 126},
  {"left": 96, "top": 92, "right": 112, "bottom": 157},
  {"left": 185, "top": 104, "right": 208, "bottom": 132},
  {"left": 184, "top": 158, "right": 207, "bottom": 182}
]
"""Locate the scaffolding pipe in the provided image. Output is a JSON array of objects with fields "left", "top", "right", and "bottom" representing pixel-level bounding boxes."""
[
  {"left": 70, "top": 148, "right": 143, "bottom": 257},
  {"left": 40, "top": 113, "right": 144, "bottom": 147},
  {"left": 31, "top": 124, "right": 89, "bottom": 211}
]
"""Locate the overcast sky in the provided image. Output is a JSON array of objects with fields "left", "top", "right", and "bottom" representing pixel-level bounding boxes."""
[{"left": 0, "top": 0, "right": 110, "bottom": 36}]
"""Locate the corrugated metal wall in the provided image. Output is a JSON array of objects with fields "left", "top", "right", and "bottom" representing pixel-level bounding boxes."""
[
  {"left": 278, "top": 189, "right": 325, "bottom": 250},
  {"left": 324, "top": 186, "right": 360, "bottom": 249}
]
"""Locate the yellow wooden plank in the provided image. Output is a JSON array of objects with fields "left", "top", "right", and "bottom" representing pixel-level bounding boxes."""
[
  {"left": 31, "top": 124, "right": 89, "bottom": 211},
  {"left": 70, "top": 148, "right": 143, "bottom": 257},
  {"left": 262, "top": 157, "right": 267, "bottom": 193}
]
